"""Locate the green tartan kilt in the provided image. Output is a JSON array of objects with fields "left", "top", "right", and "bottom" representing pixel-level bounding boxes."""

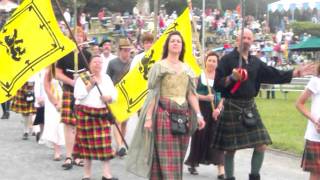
[
  {"left": 301, "top": 140, "right": 320, "bottom": 173},
  {"left": 212, "top": 98, "right": 272, "bottom": 151}
]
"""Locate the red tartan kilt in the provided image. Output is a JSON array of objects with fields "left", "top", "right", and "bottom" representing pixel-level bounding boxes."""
[
  {"left": 73, "top": 105, "right": 113, "bottom": 160},
  {"left": 10, "top": 82, "right": 36, "bottom": 115},
  {"left": 301, "top": 140, "right": 320, "bottom": 173},
  {"left": 150, "top": 97, "right": 190, "bottom": 180},
  {"left": 60, "top": 90, "right": 76, "bottom": 126}
]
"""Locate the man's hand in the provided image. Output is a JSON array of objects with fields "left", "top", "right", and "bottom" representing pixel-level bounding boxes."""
[{"left": 230, "top": 68, "right": 248, "bottom": 81}]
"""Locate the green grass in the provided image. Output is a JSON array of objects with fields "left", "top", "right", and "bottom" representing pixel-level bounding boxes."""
[{"left": 255, "top": 91, "right": 310, "bottom": 155}]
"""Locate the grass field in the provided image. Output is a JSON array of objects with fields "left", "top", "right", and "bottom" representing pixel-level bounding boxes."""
[{"left": 256, "top": 91, "right": 310, "bottom": 155}]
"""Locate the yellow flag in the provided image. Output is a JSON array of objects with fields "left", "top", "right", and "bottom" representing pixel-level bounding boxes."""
[
  {"left": 110, "top": 8, "right": 201, "bottom": 122},
  {"left": 0, "top": 0, "right": 75, "bottom": 103}
]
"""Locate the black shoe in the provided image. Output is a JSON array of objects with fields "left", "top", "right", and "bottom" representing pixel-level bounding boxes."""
[
  {"left": 224, "top": 177, "right": 235, "bottom": 180},
  {"left": 217, "top": 174, "right": 225, "bottom": 180},
  {"left": 117, "top": 147, "right": 127, "bottom": 157},
  {"left": 1, "top": 112, "right": 9, "bottom": 119},
  {"left": 22, "top": 133, "right": 28, "bottom": 140},
  {"left": 36, "top": 132, "right": 41, "bottom": 142},
  {"left": 82, "top": 178, "right": 90, "bottom": 180},
  {"left": 188, "top": 166, "right": 199, "bottom": 175},
  {"left": 102, "top": 176, "right": 118, "bottom": 180},
  {"left": 249, "top": 174, "right": 260, "bottom": 180}
]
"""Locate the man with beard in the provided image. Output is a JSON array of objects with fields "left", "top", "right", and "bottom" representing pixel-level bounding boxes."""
[{"left": 213, "top": 28, "right": 315, "bottom": 180}]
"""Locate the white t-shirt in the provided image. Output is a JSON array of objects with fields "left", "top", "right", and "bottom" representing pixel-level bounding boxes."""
[
  {"left": 305, "top": 76, "right": 320, "bottom": 142},
  {"left": 130, "top": 52, "right": 145, "bottom": 70},
  {"left": 74, "top": 74, "right": 117, "bottom": 108},
  {"left": 101, "top": 53, "right": 117, "bottom": 75},
  {"left": 0, "top": 1, "right": 17, "bottom": 12}
]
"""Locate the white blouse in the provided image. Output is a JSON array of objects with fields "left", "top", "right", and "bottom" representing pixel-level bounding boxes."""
[{"left": 74, "top": 74, "right": 117, "bottom": 108}]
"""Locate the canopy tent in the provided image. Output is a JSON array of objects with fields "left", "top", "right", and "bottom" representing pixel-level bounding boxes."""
[
  {"left": 268, "top": 0, "right": 320, "bottom": 12},
  {"left": 289, "top": 36, "right": 320, "bottom": 51}
]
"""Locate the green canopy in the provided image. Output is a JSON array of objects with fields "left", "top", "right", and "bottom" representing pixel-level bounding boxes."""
[{"left": 289, "top": 36, "right": 320, "bottom": 51}]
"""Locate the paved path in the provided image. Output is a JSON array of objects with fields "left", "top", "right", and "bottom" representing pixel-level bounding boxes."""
[{"left": 0, "top": 112, "right": 308, "bottom": 180}]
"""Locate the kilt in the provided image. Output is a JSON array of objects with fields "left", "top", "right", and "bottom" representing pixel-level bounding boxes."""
[
  {"left": 301, "top": 140, "right": 320, "bottom": 173},
  {"left": 212, "top": 98, "right": 272, "bottom": 151},
  {"left": 10, "top": 82, "right": 36, "bottom": 115},
  {"left": 73, "top": 105, "right": 113, "bottom": 160},
  {"left": 150, "top": 97, "right": 190, "bottom": 180},
  {"left": 61, "top": 89, "right": 76, "bottom": 126}
]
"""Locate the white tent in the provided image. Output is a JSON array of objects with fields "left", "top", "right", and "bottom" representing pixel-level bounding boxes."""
[{"left": 268, "top": 0, "right": 320, "bottom": 12}]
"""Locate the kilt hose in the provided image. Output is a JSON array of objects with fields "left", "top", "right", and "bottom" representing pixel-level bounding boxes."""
[
  {"left": 10, "top": 82, "right": 36, "bottom": 116},
  {"left": 73, "top": 105, "right": 113, "bottom": 160},
  {"left": 61, "top": 89, "right": 76, "bottom": 126},
  {"left": 301, "top": 140, "right": 320, "bottom": 173},
  {"left": 213, "top": 98, "right": 272, "bottom": 151},
  {"left": 150, "top": 97, "right": 190, "bottom": 180}
]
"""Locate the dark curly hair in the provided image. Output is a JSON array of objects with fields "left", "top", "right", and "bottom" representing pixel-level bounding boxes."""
[{"left": 161, "top": 31, "right": 185, "bottom": 62}]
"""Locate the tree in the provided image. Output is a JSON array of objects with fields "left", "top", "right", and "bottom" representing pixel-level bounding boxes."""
[{"left": 137, "top": 0, "right": 150, "bottom": 15}]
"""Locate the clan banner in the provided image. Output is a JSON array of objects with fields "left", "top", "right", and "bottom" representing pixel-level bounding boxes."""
[
  {"left": 110, "top": 8, "right": 201, "bottom": 122},
  {"left": 0, "top": 0, "right": 75, "bottom": 103}
]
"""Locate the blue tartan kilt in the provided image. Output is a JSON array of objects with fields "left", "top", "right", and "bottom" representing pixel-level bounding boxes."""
[{"left": 212, "top": 98, "right": 272, "bottom": 151}]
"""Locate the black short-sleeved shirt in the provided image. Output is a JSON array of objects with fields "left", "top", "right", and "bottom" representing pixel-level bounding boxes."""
[
  {"left": 56, "top": 49, "right": 91, "bottom": 89},
  {"left": 214, "top": 48, "right": 293, "bottom": 99}
]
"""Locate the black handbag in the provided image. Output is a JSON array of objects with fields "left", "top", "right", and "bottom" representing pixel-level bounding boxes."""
[
  {"left": 241, "top": 109, "right": 257, "bottom": 128},
  {"left": 25, "top": 91, "right": 35, "bottom": 103},
  {"left": 170, "top": 113, "right": 188, "bottom": 135}
]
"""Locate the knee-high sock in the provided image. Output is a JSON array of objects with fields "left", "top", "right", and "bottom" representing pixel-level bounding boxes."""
[
  {"left": 251, "top": 150, "right": 265, "bottom": 175},
  {"left": 225, "top": 153, "right": 235, "bottom": 178},
  {"left": 1, "top": 102, "right": 6, "bottom": 113},
  {"left": 23, "top": 116, "right": 29, "bottom": 133},
  {"left": 22, "top": 115, "right": 33, "bottom": 133}
]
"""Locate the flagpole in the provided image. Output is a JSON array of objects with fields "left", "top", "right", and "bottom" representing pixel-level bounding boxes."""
[
  {"left": 238, "top": 0, "right": 245, "bottom": 68},
  {"left": 53, "top": 0, "right": 129, "bottom": 150},
  {"left": 201, "top": 0, "right": 205, "bottom": 54},
  {"left": 190, "top": 0, "right": 215, "bottom": 111},
  {"left": 73, "top": 0, "right": 79, "bottom": 75}
]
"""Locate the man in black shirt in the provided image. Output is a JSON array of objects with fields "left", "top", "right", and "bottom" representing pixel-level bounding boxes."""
[
  {"left": 213, "top": 28, "right": 314, "bottom": 180},
  {"left": 56, "top": 38, "right": 91, "bottom": 170}
]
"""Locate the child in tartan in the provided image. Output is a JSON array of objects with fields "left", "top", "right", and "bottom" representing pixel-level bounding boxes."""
[
  {"left": 296, "top": 63, "right": 320, "bottom": 180},
  {"left": 74, "top": 55, "right": 118, "bottom": 180}
]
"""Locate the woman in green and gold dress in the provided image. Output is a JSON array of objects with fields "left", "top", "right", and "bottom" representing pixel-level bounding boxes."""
[{"left": 127, "top": 31, "right": 205, "bottom": 180}]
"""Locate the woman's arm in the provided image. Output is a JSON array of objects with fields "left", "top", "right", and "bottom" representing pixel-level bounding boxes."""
[
  {"left": 296, "top": 89, "right": 317, "bottom": 123},
  {"left": 296, "top": 89, "right": 320, "bottom": 131},
  {"left": 187, "top": 91, "right": 205, "bottom": 130},
  {"left": 44, "top": 70, "right": 60, "bottom": 109},
  {"left": 213, "top": 98, "right": 224, "bottom": 121},
  {"left": 143, "top": 98, "right": 156, "bottom": 132},
  {"left": 55, "top": 68, "right": 75, "bottom": 87}
]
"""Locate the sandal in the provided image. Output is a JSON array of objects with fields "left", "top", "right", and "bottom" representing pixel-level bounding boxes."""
[
  {"left": 62, "top": 157, "right": 73, "bottom": 170},
  {"left": 73, "top": 158, "right": 84, "bottom": 167}
]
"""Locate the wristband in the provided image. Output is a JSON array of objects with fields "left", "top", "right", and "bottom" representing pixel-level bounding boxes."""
[{"left": 196, "top": 113, "right": 203, "bottom": 119}]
